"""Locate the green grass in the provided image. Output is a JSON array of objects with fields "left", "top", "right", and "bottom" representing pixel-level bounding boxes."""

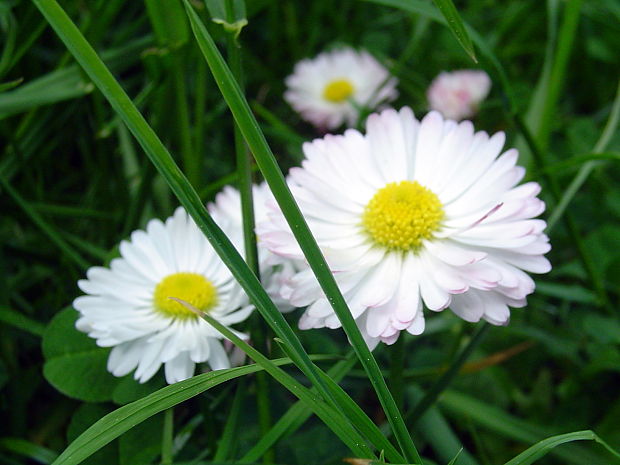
[{"left": 1, "top": 1, "right": 620, "bottom": 464}]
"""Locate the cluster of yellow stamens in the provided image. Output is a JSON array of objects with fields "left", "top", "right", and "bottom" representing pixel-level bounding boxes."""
[
  {"left": 153, "top": 272, "right": 218, "bottom": 320},
  {"left": 362, "top": 181, "right": 444, "bottom": 252},
  {"left": 323, "top": 79, "right": 355, "bottom": 103}
]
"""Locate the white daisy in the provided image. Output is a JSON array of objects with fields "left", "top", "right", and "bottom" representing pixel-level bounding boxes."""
[
  {"left": 208, "top": 182, "right": 298, "bottom": 313},
  {"left": 284, "top": 47, "right": 398, "bottom": 130},
  {"left": 427, "top": 70, "right": 491, "bottom": 121},
  {"left": 258, "top": 107, "right": 551, "bottom": 349},
  {"left": 73, "top": 207, "right": 253, "bottom": 384}
]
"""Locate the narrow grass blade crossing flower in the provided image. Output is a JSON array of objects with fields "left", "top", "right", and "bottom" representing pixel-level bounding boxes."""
[{"left": 182, "top": 2, "right": 422, "bottom": 462}]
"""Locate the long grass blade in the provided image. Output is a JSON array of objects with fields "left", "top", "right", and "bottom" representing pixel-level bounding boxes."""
[
  {"left": 178, "top": 300, "right": 374, "bottom": 459},
  {"left": 430, "top": 0, "right": 477, "bottom": 62},
  {"left": 182, "top": 3, "right": 421, "bottom": 461}
]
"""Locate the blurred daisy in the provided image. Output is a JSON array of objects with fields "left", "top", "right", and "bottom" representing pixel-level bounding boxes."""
[
  {"left": 73, "top": 207, "right": 253, "bottom": 384},
  {"left": 427, "top": 70, "right": 491, "bottom": 120},
  {"left": 284, "top": 47, "right": 398, "bottom": 130},
  {"left": 259, "top": 107, "right": 550, "bottom": 348},
  {"left": 208, "top": 182, "right": 298, "bottom": 312}
]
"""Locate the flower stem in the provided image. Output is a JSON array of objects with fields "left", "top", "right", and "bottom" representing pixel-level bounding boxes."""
[
  {"left": 161, "top": 408, "right": 173, "bottom": 465},
  {"left": 223, "top": 3, "right": 272, "bottom": 461},
  {"left": 389, "top": 335, "right": 405, "bottom": 413}
]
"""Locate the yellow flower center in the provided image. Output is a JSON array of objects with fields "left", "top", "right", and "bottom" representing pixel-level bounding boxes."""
[
  {"left": 153, "top": 272, "right": 218, "bottom": 320},
  {"left": 362, "top": 181, "right": 444, "bottom": 252},
  {"left": 323, "top": 79, "right": 355, "bottom": 103}
]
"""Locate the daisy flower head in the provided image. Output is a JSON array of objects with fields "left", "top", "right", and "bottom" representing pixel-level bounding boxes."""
[
  {"left": 73, "top": 207, "right": 253, "bottom": 384},
  {"left": 208, "top": 182, "right": 298, "bottom": 313},
  {"left": 427, "top": 70, "right": 491, "bottom": 121},
  {"left": 284, "top": 47, "right": 398, "bottom": 130},
  {"left": 259, "top": 107, "right": 551, "bottom": 349}
]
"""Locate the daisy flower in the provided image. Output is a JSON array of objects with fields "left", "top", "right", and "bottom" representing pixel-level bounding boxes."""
[
  {"left": 427, "top": 70, "right": 491, "bottom": 121},
  {"left": 259, "top": 107, "right": 551, "bottom": 348},
  {"left": 208, "top": 182, "right": 298, "bottom": 313},
  {"left": 284, "top": 47, "right": 398, "bottom": 130},
  {"left": 73, "top": 207, "right": 253, "bottom": 384}
]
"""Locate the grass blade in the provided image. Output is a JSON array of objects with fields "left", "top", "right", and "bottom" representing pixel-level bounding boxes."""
[
  {"left": 430, "top": 0, "right": 477, "bottom": 62},
  {"left": 535, "top": 0, "right": 584, "bottom": 152},
  {"left": 238, "top": 355, "right": 359, "bottom": 463},
  {"left": 182, "top": 3, "right": 421, "bottom": 462},
  {"left": 504, "top": 430, "right": 620, "bottom": 465},
  {"left": 439, "top": 390, "right": 618, "bottom": 465},
  {"left": 179, "top": 301, "right": 374, "bottom": 459}
]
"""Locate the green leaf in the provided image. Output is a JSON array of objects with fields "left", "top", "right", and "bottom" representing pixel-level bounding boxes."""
[
  {"left": 504, "top": 430, "right": 620, "bottom": 465},
  {"left": 42, "top": 308, "right": 121, "bottom": 402},
  {"left": 51, "top": 358, "right": 335, "bottom": 465},
  {"left": 205, "top": 0, "right": 248, "bottom": 38},
  {"left": 430, "top": 0, "right": 477, "bottom": 62}
]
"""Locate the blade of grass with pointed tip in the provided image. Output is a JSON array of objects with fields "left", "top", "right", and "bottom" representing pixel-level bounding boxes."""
[
  {"left": 430, "top": 0, "right": 476, "bottom": 62},
  {"left": 181, "top": 3, "right": 421, "bottom": 462},
  {"left": 504, "top": 430, "right": 620, "bottom": 465}
]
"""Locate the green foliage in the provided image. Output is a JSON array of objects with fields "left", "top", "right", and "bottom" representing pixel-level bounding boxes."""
[
  {"left": 1, "top": 0, "right": 620, "bottom": 464},
  {"left": 42, "top": 308, "right": 120, "bottom": 402}
]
